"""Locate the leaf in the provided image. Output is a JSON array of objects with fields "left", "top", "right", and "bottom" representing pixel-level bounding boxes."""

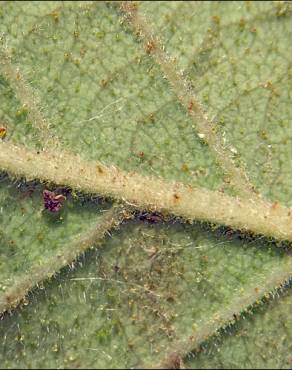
[
  {"left": 185, "top": 289, "right": 292, "bottom": 369},
  {"left": 0, "top": 1, "right": 291, "bottom": 368}
]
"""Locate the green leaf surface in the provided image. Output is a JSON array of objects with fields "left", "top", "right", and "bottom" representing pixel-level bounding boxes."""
[
  {"left": 0, "top": 1, "right": 291, "bottom": 368},
  {"left": 140, "top": 0, "right": 292, "bottom": 203},
  {"left": 185, "top": 288, "right": 292, "bottom": 369},
  {"left": 0, "top": 220, "right": 290, "bottom": 368}
]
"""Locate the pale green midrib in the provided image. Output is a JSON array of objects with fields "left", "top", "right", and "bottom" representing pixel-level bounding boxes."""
[
  {"left": 1, "top": 140, "right": 292, "bottom": 242},
  {"left": 0, "top": 205, "right": 128, "bottom": 314}
]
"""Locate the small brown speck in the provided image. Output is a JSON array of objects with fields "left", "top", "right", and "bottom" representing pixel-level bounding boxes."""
[
  {"left": 49, "top": 10, "right": 59, "bottom": 23},
  {"left": 97, "top": 165, "right": 104, "bottom": 174},
  {"left": 164, "top": 352, "right": 184, "bottom": 369},
  {"left": 149, "top": 113, "right": 155, "bottom": 123},
  {"left": 201, "top": 255, "right": 208, "bottom": 263},
  {"left": 212, "top": 15, "right": 220, "bottom": 24},
  {"left": 100, "top": 79, "right": 108, "bottom": 88},
  {"left": 0, "top": 127, "right": 7, "bottom": 139},
  {"left": 188, "top": 100, "right": 194, "bottom": 112},
  {"left": 145, "top": 39, "right": 156, "bottom": 54},
  {"left": 120, "top": 1, "right": 138, "bottom": 14},
  {"left": 181, "top": 163, "right": 189, "bottom": 172},
  {"left": 239, "top": 18, "right": 245, "bottom": 27}
]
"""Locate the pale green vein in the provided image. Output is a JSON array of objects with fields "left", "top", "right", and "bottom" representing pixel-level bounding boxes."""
[
  {"left": 0, "top": 205, "right": 128, "bottom": 314},
  {"left": 0, "top": 39, "right": 60, "bottom": 149},
  {"left": 119, "top": 1, "right": 260, "bottom": 200},
  {"left": 152, "top": 264, "right": 291, "bottom": 369}
]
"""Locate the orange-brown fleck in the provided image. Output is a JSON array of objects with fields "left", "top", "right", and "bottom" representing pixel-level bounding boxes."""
[
  {"left": 239, "top": 18, "right": 246, "bottom": 28},
  {"left": 202, "top": 255, "right": 208, "bottom": 263},
  {"left": 149, "top": 113, "right": 155, "bottom": 123},
  {"left": 212, "top": 15, "right": 220, "bottom": 24},
  {"left": 80, "top": 48, "right": 86, "bottom": 58},
  {"left": 120, "top": 1, "right": 138, "bottom": 16},
  {"left": 164, "top": 352, "right": 184, "bottom": 370},
  {"left": 49, "top": 10, "right": 59, "bottom": 23},
  {"left": 5, "top": 294, "right": 13, "bottom": 303},
  {"left": 187, "top": 184, "right": 193, "bottom": 192},
  {"left": 145, "top": 39, "right": 156, "bottom": 54},
  {"left": 173, "top": 193, "right": 180, "bottom": 202},
  {"left": 271, "top": 201, "right": 279, "bottom": 210},
  {"left": 188, "top": 100, "right": 194, "bottom": 112},
  {"left": 181, "top": 163, "right": 189, "bottom": 172},
  {"left": 100, "top": 79, "right": 108, "bottom": 88},
  {"left": 0, "top": 127, "right": 7, "bottom": 139},
  {"left": 264, "top": 81, "right": 273, "bottom": 89},
  {"left": 97, "top": 165, "right": 104, "bottom": 174}
]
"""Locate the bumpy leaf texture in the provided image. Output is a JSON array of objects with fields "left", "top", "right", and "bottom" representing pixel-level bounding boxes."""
[{"left": 0, "top": 1, "right": 291, "bottom": 368}]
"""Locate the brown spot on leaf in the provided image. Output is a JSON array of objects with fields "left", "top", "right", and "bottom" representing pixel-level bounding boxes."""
[
  {"left": 97, "top": 165, "right": 104, "bottom": 174},
  {"left": 212, "top": 15, "right": 220, "bottom": 24},
  {"left": 120, "top": 1, "right": 138, "bottom": 17},
  {"left": 181, "top": 163, "right": 189, "bottom": 172},
  {"left": 145, "top": 39, "right": 156, "bottom": 54},
  {"left": 0, "top": 127, "right": 6, "bottom": 139},
  {"left": 173, "top": 193, "right": 180, "bottom": 202},
  {"left": 100, "top": 79, "right": 108, "bottom": 88},
  {"left": 188, "top": 100, "right": 194, "bottom": 112},
  {"left": 139, "top": 212, "right": 163, "bottom": 224},
  {"left": 164, "top": 352, "right": 185, "bottom": 369},
  {"left": 49, "top": 10, "right": 59, "bottom": 23}
]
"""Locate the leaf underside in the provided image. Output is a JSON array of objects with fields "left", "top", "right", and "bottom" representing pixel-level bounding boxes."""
[{"left": 0, "top": 1, "right": 291, "bottom": 368}]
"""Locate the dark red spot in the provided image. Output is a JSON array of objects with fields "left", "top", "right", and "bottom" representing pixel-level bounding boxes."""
[
  {"left": 43, "top": 190, "right": 66, "bottom": 212},
  {"left": 188, "top": 101, "right": 194, "bottom": 112},
  {"left": 138, "top": 212, "right": 163, "bottom": 224},
  {"left": 113, "top": 265, "right": 120, "bottom": 273}
]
